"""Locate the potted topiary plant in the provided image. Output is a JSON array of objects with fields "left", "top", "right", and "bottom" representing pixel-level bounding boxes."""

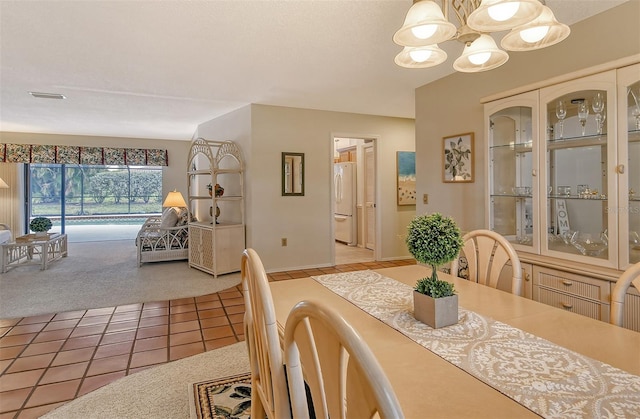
[
  {"left": 29, "top": 217, "right": 53, "bottom": 238},
  {"left": 406, "top": 212, "right": 463, "bottom": 328}
]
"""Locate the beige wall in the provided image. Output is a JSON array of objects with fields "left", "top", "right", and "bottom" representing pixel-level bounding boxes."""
[
  {"left": 0, "top": 131, "right": 190, "bottom": 234},
  {"left": 415, "top": 1, "right": 640, "bottom": 232},
  {"left": 197, "top": 104, "right": 415, "bottom": 272}
]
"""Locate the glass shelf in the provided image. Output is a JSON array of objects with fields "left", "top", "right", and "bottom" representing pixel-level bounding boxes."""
[
  {"left": 491, "top": 194, "right": 532, "bottom": 198},
  {"left": 548, "top": 195, "right": 608, "bottom": 201},
  {"left": 489, "top": 143, "right": 533, "bottom": 153}
]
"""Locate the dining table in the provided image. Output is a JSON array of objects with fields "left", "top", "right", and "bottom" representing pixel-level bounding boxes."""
[{"left": 269, "top": 264, "right": 640, "bottom": 418}]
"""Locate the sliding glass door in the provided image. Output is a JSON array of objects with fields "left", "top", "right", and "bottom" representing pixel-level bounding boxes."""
[{"left": 27, "top": 164, "right": 163, "bottom": 241}]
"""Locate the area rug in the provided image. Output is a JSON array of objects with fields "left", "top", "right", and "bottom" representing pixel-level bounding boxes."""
[
  {"left": 190, "top": 372, "right": 252, "bottom": 419},
  {"left": 0, "top": 240, "right": 242, "bottom": 319},
  {"left": 42, "top": 342, "right": 250, "bottom": 419}
]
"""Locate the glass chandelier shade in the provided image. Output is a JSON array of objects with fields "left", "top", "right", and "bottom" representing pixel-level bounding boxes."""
[
  {"left": 500, "top": 5, "right": 570, "bottom": 51},
  {"left": 393, "top": 0, "right": 569, "bottom": 72},
  {"left": 393, "top": 1, "right": 457, "bottom": 47},
  {"left": 394, "top": 45, "right": 448, "bottom": 68},
  {"left": 453, "top": 34, "right": 509, "bottom": 72},
  {"left": 466, "top": 0, "right": 543, "bottom": 32}
]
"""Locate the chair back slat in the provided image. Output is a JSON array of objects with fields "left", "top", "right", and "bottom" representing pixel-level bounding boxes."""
[
  {"left": 489, "top": 246, "right": 511, "bottom": 289},
  {"left": 475, "top": 235, "right": 495, "bottom": 287}
]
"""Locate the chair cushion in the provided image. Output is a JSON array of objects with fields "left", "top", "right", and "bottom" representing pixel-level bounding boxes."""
[
  {"left": 176, "top": 208, "right": 191, "bottom": 226},
  {"left": 160, "top": 208, "right": 179, "bottom": 228}
]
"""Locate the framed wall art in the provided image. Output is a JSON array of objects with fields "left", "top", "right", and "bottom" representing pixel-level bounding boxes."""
[
  {"left": 443, "top": 132, "right": 474, "bottom": 183},
  {"left": 396, "top": 151, "right": 416, "bottom": 205}
]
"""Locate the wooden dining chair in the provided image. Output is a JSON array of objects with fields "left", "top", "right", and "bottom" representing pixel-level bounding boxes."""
[
  {"left": 241, "top": 248, "right": 291, "bottom": 419},
  {"left": 610, "top": 262, "right": 640, "bottom": 327},
  {"left": 284, "top": 300, "right": 404, "bottom": 419},
  {"left": 451, "top": 229, "right": 523, "bottom": 296}
]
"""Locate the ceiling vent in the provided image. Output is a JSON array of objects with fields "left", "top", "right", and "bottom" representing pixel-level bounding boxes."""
[{"left": 28, "top": 91, "right": 66, "bottom": 100}]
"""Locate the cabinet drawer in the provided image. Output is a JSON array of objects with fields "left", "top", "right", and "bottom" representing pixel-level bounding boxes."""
[
  {"left": 534, "top": 287, "right": 609, "bottom": 321},
  {"left": 533, "top": 266, "right": 610, "bottom": 303}
]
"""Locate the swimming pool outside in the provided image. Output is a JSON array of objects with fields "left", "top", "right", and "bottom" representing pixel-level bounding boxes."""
[{"left": 46, "top": 214, "right": 161, "bottom": 243}]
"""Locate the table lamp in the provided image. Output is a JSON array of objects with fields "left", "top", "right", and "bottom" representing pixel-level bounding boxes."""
[{"left": 162, "top": 190, "right": 186, "bottom": 209}]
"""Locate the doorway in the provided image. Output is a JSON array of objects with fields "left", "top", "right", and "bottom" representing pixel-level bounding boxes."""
[{"left": 332, "top": 136, "right": 376, "bottom": 265}]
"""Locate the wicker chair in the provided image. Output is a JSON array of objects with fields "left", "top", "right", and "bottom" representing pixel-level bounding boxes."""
[{"left": 136, "top": 208, "right": 189, "bottom": 266}]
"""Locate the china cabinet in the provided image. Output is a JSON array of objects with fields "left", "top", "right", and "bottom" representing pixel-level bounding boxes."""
[
  {"left": 483, "top": 59, "right": 640, "bottom": 331},
  {"left": 186, "top": 138, "right": 245, "bottom": 277}
]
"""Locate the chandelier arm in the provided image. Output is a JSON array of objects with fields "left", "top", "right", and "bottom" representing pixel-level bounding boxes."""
[{"left": 448, "top": 0, "right": 482, "bottom": 27}]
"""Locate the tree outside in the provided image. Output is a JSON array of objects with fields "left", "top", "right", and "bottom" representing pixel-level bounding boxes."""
[{"left": 30, "top": 164, "right": 163, "bottom": 218}]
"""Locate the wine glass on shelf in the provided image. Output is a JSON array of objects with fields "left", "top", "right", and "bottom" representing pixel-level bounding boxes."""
[
  {"left": 578, "top": 100, "right": 589, "bottom": 136},
  {"left": 592, "top": 93, "right": 605, "bottom": 135},
  {"left": 555, "top": 100, "right": 567, "bottom": 139}
]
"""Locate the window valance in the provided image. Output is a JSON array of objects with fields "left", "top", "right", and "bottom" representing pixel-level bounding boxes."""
[{"left": 0, "top": 143, "right": 168, "bottom": 166}]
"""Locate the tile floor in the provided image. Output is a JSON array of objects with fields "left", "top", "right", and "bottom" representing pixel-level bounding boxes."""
[{"left": 0, "top": 259, "right": 415, "bottom": 419}]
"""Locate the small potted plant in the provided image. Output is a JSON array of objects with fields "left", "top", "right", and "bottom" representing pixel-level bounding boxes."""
[
  {"left": 29, "top": 217, "right": 53, "bottom": 238},
  {"left": 406, "top": 212, "right": 463, "bottom": 328}
]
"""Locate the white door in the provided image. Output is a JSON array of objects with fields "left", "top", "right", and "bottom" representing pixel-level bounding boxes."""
[{"left": 364, "top": 145, "right": 375, "bottom": 251}]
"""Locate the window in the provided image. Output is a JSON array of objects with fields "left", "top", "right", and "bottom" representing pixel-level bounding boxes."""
[{"left": 27, "top": 164, "right": 163, "bottom": 241}]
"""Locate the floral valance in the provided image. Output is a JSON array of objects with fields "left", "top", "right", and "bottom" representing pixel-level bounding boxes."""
[{"left": 0, "top": 143, "right": 168, "bottom": 166}]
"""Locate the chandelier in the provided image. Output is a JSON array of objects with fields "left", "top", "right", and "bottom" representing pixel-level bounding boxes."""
[{"left": 393, "top": 0, "right": 570, "bottom": 73}]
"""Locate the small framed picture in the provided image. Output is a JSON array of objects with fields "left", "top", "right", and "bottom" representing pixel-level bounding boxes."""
[
  {"left": 396, "top": 151, "right": 416, "bottom": 206},
  {"left": 443, "top": 132, "right": 474, "bottom": 183}
]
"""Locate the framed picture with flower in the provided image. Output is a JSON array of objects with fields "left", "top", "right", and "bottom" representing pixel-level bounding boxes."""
[{"left": 442, "top": 132, "right": 474, "bottom": 183}]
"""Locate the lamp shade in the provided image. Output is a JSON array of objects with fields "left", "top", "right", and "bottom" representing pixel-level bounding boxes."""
[
  {"left": 467, "top": 0, "right": 543, "bottom": 32},
  {"left": 394, "top": 45, "right": 448, "bottom": 69},
  {"left": 501, "top": 5, "right": 570, "bottom": 51},
  {"left": 393, "top": 0, "right": 457, "bottom": 47},
  {"left": 0, "top": 177, "right": 8, "bottom": 189},
  {"left": 162, "top": 190, "right": 187, "bottom": 208},
  {"left": 453, "top": 34, "right": 509, "bottom": 73}
]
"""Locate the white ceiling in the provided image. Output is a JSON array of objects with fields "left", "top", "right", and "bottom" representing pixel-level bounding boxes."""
[{"left": 0, "top": 0, "right": 628, "bottom": 141}]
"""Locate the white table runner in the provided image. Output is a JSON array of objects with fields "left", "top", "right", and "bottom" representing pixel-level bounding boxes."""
[{"left": 312, "top": 270, "right": 640, "bottom": 418}]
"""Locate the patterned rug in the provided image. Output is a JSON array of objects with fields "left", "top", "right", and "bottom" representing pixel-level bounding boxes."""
[{"left": 190, "top": 372, "right": 252, "bottom": 419}]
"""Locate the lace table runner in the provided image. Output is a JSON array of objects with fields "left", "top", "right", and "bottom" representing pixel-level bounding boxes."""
[{"left": 311, "top": 270, "right": 640, "bottom": 418}]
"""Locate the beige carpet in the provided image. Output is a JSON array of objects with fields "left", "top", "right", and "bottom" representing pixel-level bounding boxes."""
[
  {"left": 0, "top": 240, "right": 242, "bottom": 319},
  {"left": 42, "top": 342, "right": 250, "bottom": 419}
]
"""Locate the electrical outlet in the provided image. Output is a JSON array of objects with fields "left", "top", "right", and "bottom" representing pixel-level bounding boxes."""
[
  {"left": 423, "top": 194, "right": 429, "bottom": 204},
  {"left": 281, "top": 238, "right": 287, "bottom": 246}
]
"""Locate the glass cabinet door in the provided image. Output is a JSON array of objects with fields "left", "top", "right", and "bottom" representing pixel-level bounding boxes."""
[
  {"left": 618, "top": 63, "right": 640, "bottom": 268},
  {"left": 486, "top": 91, "right": 539, "bottom": 253},
  {"left": 540, "top": 70, "right": 617, "bottom": 268}
]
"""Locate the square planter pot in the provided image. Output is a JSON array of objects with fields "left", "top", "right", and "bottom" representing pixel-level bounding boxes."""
[{"left": 413, "top": 291, "right": 458, "bottom": 328}]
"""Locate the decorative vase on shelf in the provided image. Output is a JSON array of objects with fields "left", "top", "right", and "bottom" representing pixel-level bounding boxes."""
[{"left": 207, "top": 183, "right": 224, "bottom": 224}]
